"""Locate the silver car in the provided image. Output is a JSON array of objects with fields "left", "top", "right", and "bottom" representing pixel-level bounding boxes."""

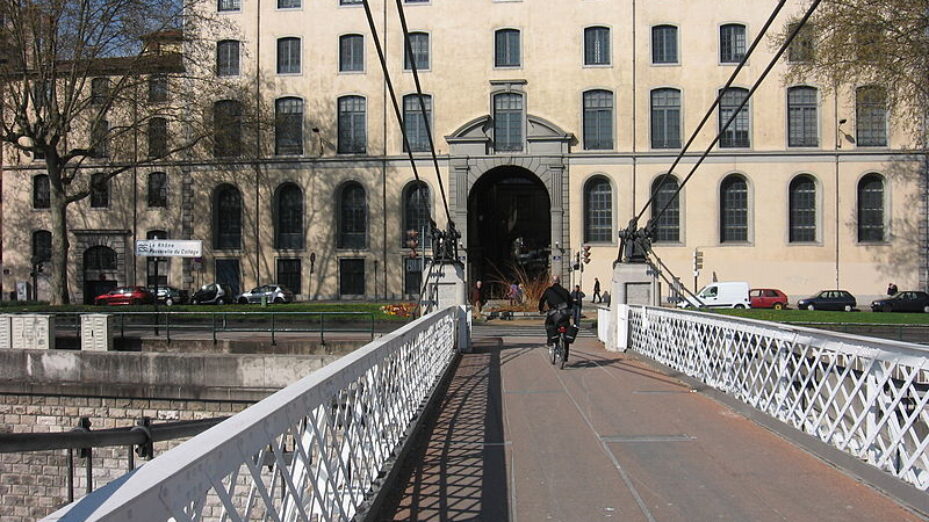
[{"left": 236, "top": 284, "right": 294, "bottom": 305}]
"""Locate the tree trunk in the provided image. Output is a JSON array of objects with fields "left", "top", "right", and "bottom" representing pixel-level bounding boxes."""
[{"left": 49, "top": 189, "right": 71, "bottom": 306}]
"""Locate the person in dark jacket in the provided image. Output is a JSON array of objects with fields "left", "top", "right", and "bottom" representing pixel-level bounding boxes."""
[
  {"left": 539, "top": 275, "right": 575, "bottom": 359},
  {"left": 470, "top": 280, "right": 484, "bottom": 317},
  {"left": 570, "top": 285, "right": 585, "bottom": 324}
]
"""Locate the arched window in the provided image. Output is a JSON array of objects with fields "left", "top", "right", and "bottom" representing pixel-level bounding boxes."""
[
  {"left": 275, "top": 97, "right": 304, "bottom": 155},
  {"left": 213, "top": 184, "right": 242, "bottom": 249},
  {"left": 493, "top": 92, "right": 523, "bottom": 152},
  {"left": 275, "top": 183, "right": 304, "bottom": 249},
  {"left": 33, "top": 174, "right": 50, "bottom": 209},
  {"left": 584, "top": 26, "right": 610, "bottom": 65},
  {"left": 651, "top": 175, "right": 680, "bottom": 242},
  {"left": 83, "top": 246, "right": 117, "bottom": 270},
  {"left": 339, "top": 182, "right": 366, "bottom": 249},
  {"left": 337, "top": 95, "right": 366, "bottom": 154},
  {"left": 402, "top": 181, "right": 431, "bottom": 247},
  {"left": 584, "top": 177, "right": 612, "bottom": 243},
  {"left": 858, "top": 174, "right": 884, "bottom": 242},
  {"left": 148, "top": 172, "right": 167, "bottom": 207},
  {"left": 787, "top": 86, "right": 819, "bottom": 147},
  {"left": 720, "top": 175, "right": 748, "bottom": 242},
  {"left": 32, "top": 230, "right": 51, "bottom": 264},
  {"left": 651, "top": 88, "right": 681, "bottom": 149},
  {"left": 214, "top": 100, "right": 243, "bottom": 157},
  {"left": 583, "top": 90, "right": 613, "bottom": 150},
  {"left": 789, "top": 175, "right": 816, "bottom": 242},
  {"left": 403, "top": 94, "right": 432, "bottom": 153},
  {"left": 856, "top": 86, "right": 887, "bottom": 147},
  {"left": 719, "top": 87, "right": 750, "bottom": 148}
]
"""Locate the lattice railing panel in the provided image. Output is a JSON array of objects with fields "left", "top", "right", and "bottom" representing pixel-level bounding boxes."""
[
  {"left": 628, "top": 307, "right": 929, "bottom": 491},
  {"left": 46, "top": 308, "right": 462, "bottom": 522}
]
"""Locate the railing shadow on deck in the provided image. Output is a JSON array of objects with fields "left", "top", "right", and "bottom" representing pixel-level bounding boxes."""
[{"left": 380, "top": 339, "right": 509, "bottom": 521}]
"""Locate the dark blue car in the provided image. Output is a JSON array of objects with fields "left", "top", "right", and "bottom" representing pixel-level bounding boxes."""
[
  {"left": 798, "top": 290, "right": 856, "bottom": 311},
  {"left": 870, "top": 291, "right": 929, "bottom": 313}
]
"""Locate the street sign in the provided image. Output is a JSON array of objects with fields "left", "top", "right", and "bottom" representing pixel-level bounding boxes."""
[{"left": 135, "top": 239, "right": 202, "bottom": 258}]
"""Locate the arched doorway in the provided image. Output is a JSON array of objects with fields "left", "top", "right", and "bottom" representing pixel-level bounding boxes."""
[
  {"left": 83, "top": 246, "right": 118, "bottom": 304},
  {"left": 468, "top": 166, "right": 551, "bottom": 292}
]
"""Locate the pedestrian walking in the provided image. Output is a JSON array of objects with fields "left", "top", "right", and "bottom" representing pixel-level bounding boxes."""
[
  {"left": 571, "top": 284, "right": 585, "bottom": 324},
  {"left": 470, "top": 280, "right": 484, "bottom": 317},
  {"left": 592, "top": 277, "right": 602, "bottom": 303}
]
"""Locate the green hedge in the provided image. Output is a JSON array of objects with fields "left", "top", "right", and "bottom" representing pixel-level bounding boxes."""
[
  {"left": 0, "top": 302, "right": 414, "bottom": 321},
  {"left": 714, "top": 308, "right": 929, "bottom": 325}
]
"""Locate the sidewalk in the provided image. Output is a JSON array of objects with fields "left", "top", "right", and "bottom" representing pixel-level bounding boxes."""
[{"left": 381, "top": 334, "right": 923, "bottom": 521}]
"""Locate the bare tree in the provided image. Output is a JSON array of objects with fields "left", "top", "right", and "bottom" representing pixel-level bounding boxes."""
[
  {"left": 775, "top": 0, "right": 929, "bottom": 143},
  {"left": 0, "top": 0, "right": 229, "bottom": 304}
]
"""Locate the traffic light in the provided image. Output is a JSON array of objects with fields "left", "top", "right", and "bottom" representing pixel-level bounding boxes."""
[
  {"left": 693, "top": 249, "right": 704, "bottom": 271},
  {"left": 582, "top": 245, "right": 591, "bottom": 264},
  {"left": 405, "top": 229, "right": 420, "bottom": 258}
]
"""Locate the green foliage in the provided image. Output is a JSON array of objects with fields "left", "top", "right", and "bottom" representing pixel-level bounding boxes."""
[{"left": 0, "top": 302, "right": 409, "bottom": 321}]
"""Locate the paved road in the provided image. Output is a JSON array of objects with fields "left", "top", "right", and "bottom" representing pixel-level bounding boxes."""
[{"left": 381, "top": 332, "right": 923, "bottom": 521}]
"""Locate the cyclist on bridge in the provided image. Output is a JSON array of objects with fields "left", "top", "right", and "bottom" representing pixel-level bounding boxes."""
[{"left": 538, "top": 275, "right": 575, "bottom": 361}]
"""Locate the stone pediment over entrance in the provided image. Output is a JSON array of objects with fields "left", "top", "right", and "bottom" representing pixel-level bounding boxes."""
[{"left": 446, "top": 114, "right": 574, "bottom": 156}]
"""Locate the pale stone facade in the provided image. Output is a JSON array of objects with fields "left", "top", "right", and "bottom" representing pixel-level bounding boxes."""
[{"left": 2, "top": 0, "right": 925, "bottom": 304}]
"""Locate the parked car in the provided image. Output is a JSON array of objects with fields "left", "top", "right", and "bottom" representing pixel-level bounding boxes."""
[
  {"left": 236, "top": 284, "right": 294, "bottom": 305},
  {"left": 191, "top": 283, "right": 235, "bottom": 305},
  {"left": 871, "top": 291, "right": 929, "bottom": 313},
  {"left": 798, "top": 290, "right": 856, "bottom": 311},
  {"left": 149, "top": 286, "right": 189, "bottom": 306},
  {"left": 749, "top": 288, "right": 789, "bottom": 310},
  {"left": 94, "top": 286, "right": 155, "bottom": 306},
  {"left": 677, "top": 281, "right": 751, "bottom": 309}
]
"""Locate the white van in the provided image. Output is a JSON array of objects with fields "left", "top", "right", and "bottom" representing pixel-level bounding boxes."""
[{"left": 677, "top": 281, "right": 751, "bottom": 309}]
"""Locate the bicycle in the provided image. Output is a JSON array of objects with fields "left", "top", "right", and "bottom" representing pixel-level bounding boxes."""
[{"left": 548, "top": 324, "right": 569, "bottom": 369}]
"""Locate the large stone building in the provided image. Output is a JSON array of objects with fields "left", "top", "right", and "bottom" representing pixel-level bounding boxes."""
[{"left": 2, "top": 0, "right": 925, "bottom": 303}]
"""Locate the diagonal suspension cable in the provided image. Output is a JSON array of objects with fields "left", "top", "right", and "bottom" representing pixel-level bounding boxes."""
[
  {"left": 647, "top": 0, "right": 822, "bottom": 231},
  {"left": 634, "top": 0, "right": 787, "bottom": 227},
  {"left": 394, "top": 0, "right": 453, "bottom": 230}
]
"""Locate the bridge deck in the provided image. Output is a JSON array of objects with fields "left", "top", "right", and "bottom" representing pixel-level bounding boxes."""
[{"left": 380, "top": 329, "right": 922, "bottom": 521}]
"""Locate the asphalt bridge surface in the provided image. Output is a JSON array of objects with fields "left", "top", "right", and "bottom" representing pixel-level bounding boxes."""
[{"left": 379, "top": 328, "right": 923, "bottom": 521}]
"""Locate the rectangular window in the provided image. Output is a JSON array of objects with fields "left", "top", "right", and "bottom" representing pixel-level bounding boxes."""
[
  {"left": 217, "top": 40, "right": 240, "bottom": 76},
  {"left": 788, "top": 22, "right": 814, "bottom": 62},
  {"left": 857, "top": 88, "right": 887, "bottom": 147},
  {"left": 404, "top": 32, "right": 430, "bottom": 70},
  {"left": 494, "top": 93, "right": 523, "bottom": 152},
  {"left": 276, "top": 98, "right": 304, "bottom": 155},
  {"left": 652, "top": 25, "right": 678, "bottom": 64},
  {"left": 339, "top": 259, "right": 365, "bottom": 296},
  {"left": 148, "top": 118, "right": 168, "bottom": 158},
  {"left": 277, "top": 38, "right": 301, "bottom": 74},
  {"left": 278, "top": 0, "right": 300, "bottom": 7},
  {"left": 787, "top": 87, "right": 818, "bottom": 147},
  {"left": 277, "top": 259, "right": 302, "bottom": 294},
  {"left": 218, "top": 0, "right": 240, "bottom": 11},
  {"left": 148, "top": 172, "right": 168, "bottom": 207},
  {"left": 90, "top": 174, "right": 109, "bottom": 208},
  {"left": 148, "top": 74, "right": 168, "bottom": 103},
  {"left": 340, "top": 0, "right": 361, "bottom": 4},
  {"left": 495, "top": 29, "right": 520, "bottom": 67},
  {"left": 404, "top": 257, "right": 423, "bottom": 295},
  {"left": 403, "top": 95, "right": 432, "bottom": 152},
  {"left": 719, "top": 88, "right": 750, "bottom": 148},
  {"left": 583, "top": 90, "right": 613, "bottom": 150},
  {"left": 90, "top": 78, "right": 109, "bottom": 106},
  {"left": 91, "top": 120, "right": 109, "bottom": 158},
  {"left": 337, "top": 96, "right": 366, "bottom": 154},
  {"left": 584, "top": 27, "right": 610, "bottom": 66},
  {"left": 651, "top": 89, "right": 681, "bottom": 149},
  {"left": 720, "top": 24, "right": 746, "bottom": 64},
  {"left": 340, "top": 34, "right": 364, "bottom": 72}
]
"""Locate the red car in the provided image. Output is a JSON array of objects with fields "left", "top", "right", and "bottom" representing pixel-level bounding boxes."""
[
  {"left": 749, "top": 288, "right": 789, "bottom": 310},
  {"left": 94, "top": 286, "right": 155, "bottom": 306}
]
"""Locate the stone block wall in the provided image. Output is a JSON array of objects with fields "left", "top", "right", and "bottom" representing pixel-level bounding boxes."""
[{"left": 0, "top": 393, "right": 253, "bottom": 522}]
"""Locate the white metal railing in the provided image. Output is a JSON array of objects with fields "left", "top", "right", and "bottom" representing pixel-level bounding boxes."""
[
  {"left": 627, "top": 306, "right": 929, "bottom": 491},
  {"left": 45, "top": 307, "right": 463, "bottom": 522}
]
